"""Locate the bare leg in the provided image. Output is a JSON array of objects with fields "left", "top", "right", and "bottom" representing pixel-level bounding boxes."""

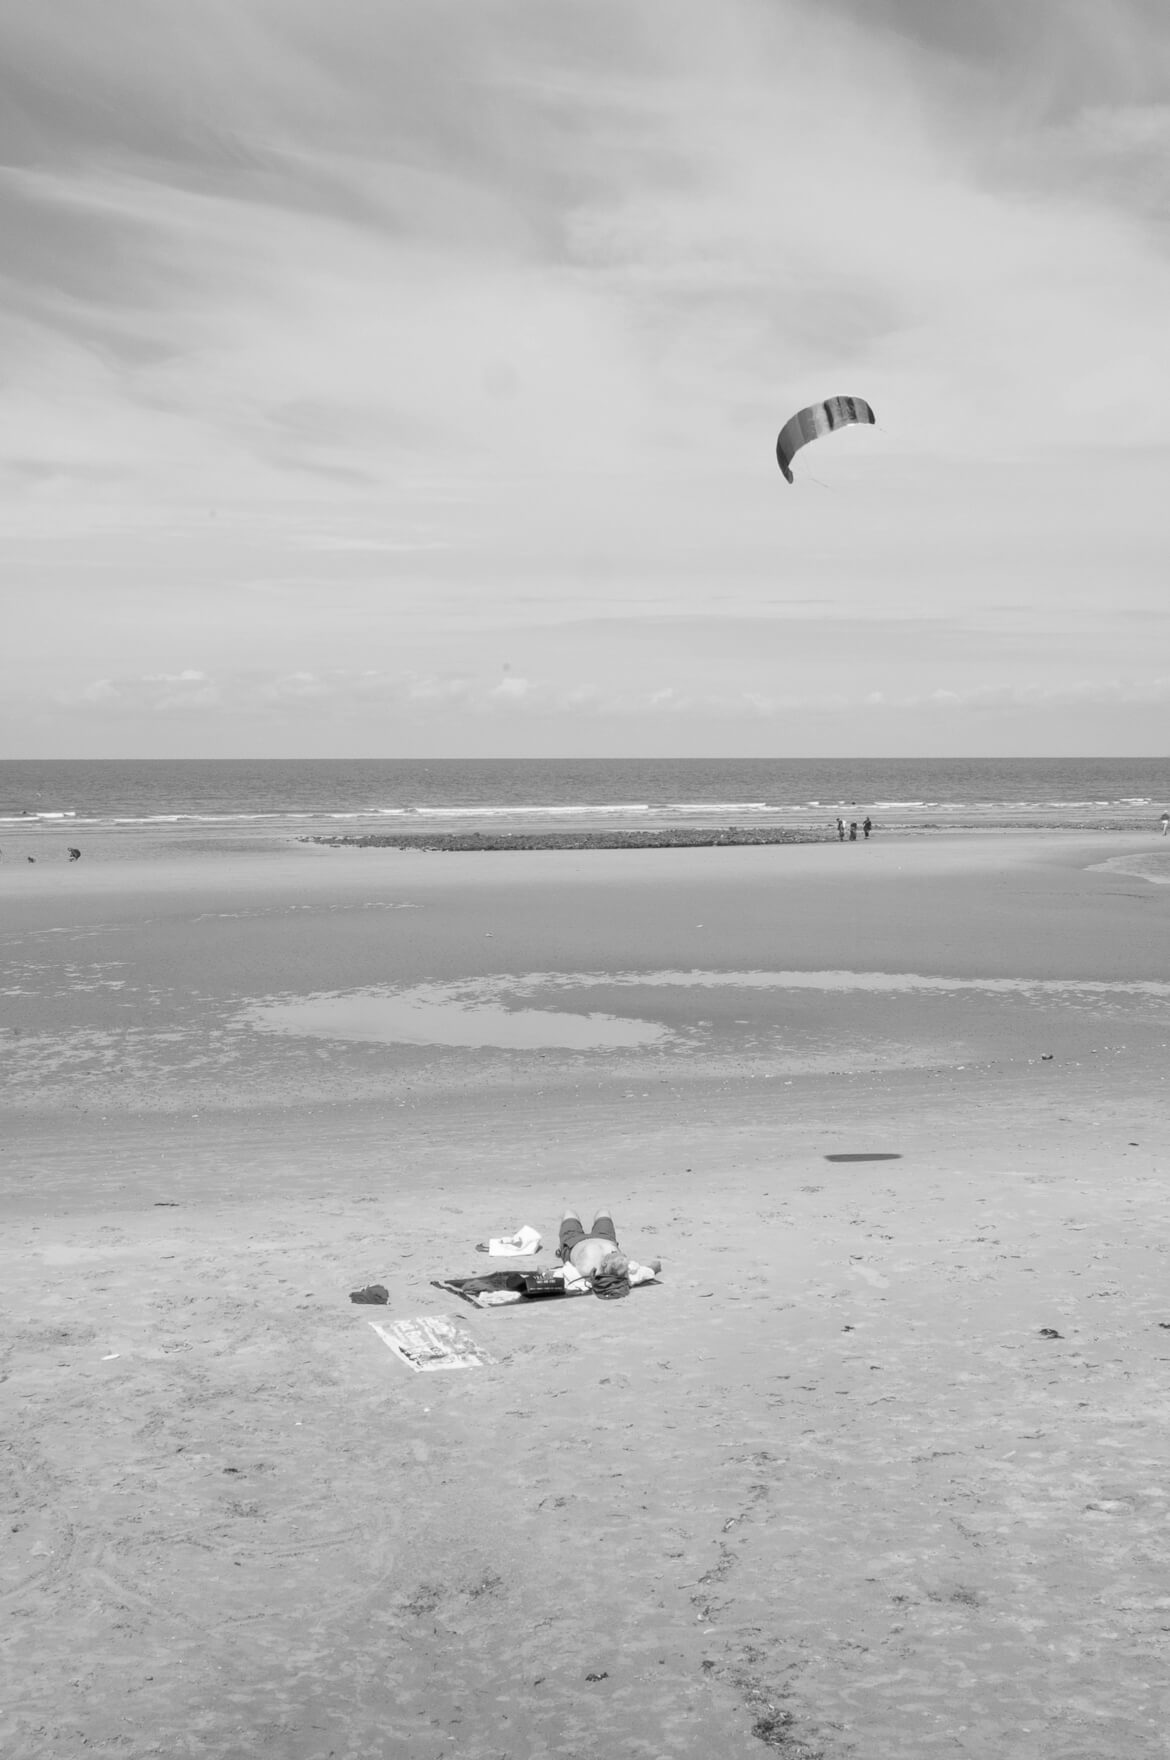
[{"left": 558, "top": 1211, "right": 586, "bottom": 1262}]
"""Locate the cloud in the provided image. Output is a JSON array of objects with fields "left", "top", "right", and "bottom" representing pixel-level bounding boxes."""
[
  {"left": 259, "top": 671, "right": 328, "bottom": 701},
  {"left": 24, "top": 656, "right": 1168, "bottom": 762},
  {"left": 919, "top": 675, "right": 1170, "bottom": 712},
  {"left": 296, "top": 533, "right": 451, "bottom": 553},
  {"left": 488, "top": 675, "right": 533, "bottom": 702},
  {"left": 3, "top": 1, "right": 1170, "bottom": 755},
  {"left": 73, "top": 669, "right": 220, "bottom": 712},
  {"left": 404, "top": 673, "right": 473, "bottom": 704}
]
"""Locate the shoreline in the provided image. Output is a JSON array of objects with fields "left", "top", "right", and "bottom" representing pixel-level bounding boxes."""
[
  {"left": 2, "top": 808, "right": 1168, "bottom": 870},
  {"left": 4, "top": 825, "right": 1168, "bottom": 1140}
]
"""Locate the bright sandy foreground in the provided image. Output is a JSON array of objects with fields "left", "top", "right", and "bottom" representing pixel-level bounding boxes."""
[{"left": 2, "top": 833, "right": 1169, "bottom": 1759}]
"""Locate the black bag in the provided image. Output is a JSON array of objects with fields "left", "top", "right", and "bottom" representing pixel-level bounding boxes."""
[{"left": 522, "top": 1271, "right": 569, "bottom": 1298}]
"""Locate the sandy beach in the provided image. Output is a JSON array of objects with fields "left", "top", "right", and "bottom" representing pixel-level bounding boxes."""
[{"left": 3, "top": 830, "right": 1170, "bottom": 1759}]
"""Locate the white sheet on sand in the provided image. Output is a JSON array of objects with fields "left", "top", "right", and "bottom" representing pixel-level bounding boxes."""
[
  {"left": 370, "top": 1315, "right": 495, "bottom": 1371},
  {"left": 485, "top": 1225, "right": 542, "bottom": 1256}
]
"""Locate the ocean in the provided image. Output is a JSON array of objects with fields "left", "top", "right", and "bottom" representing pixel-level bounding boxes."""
[{"left": 1, "top": 758, "right": 1168, "bottom": 841}]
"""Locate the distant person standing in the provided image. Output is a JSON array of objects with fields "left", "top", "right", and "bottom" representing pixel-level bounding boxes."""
[
  {"left": 849, "top": 821, "right": 858, "bottom": 842},
  {"left": 863, "top": 816, "right": 872, "bottom": 839},
  {"left": 836, "top": 817, "right": 846, "bottom": 842},
  {"left": 1161, "top": 812, "right": 1169, "bottom": 836}
]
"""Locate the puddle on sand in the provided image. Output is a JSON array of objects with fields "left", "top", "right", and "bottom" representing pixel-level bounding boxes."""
[
  {"left": 1092, "top": 851, "right": 1170, "bottom": 887},
  {"left": 239, "top": 959, "right": 1170, "bottom": 1056},
  {"left": 243, "top": 992, "right": 668, "bottom": 1051}
]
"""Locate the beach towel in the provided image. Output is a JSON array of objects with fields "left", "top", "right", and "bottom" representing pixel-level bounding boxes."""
[
  {"left": 433, "top": 1263, "right": 659, "bottom": 1309},
  {"left": 369, "top": 1314, "right": 495, "bottom": 1371},
  {"left": 433, "top": 1269, "right": 590, "bottom": 1309}
]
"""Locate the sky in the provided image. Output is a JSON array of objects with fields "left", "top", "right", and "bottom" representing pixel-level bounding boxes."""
[{"left": 3, "top": 0, "right": 1169, "bottom": 759}]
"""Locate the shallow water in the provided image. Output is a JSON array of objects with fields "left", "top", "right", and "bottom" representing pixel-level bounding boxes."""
[
  {"left": 241, "top": 989, "right": 668, "bottom": 1050},
  {"left": 4, "top": 755, "right": 1168, "bottom": 842},
  {"left": 526, "top": 966, "right": 1170, "bottom": 998},
  {"left": 1093, "top": 850, "right": 1170, "bottom": 886},
  {"left": 237, "top": 965, "right": 1170, "bottom": 1057}
]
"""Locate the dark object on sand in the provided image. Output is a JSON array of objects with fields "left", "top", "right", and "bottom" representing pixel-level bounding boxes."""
[
  {"left": 585, "top": 1672, "right": 609, "bottom": 1683},
  {"left": 304, "top": 826, "right": 826, "bottom": 853},
  {"left": 1039, "top": 1327, "right": 1063, "bottom": 1339},
  {"left": 521, "top": 1271, "right": 568, "bottom": 1298},
  {"left": 350, "top": 1284, "right": 389, "bottom": 1304},
  {"left": 439, "top": 1271, "right": 567, "bottom": 1302},
  {"left": 825, "top": 1152, "right": 902, "bottom": 1163},
  {"left": 68, "top": 847, "right": 81, "bottom": 861}
]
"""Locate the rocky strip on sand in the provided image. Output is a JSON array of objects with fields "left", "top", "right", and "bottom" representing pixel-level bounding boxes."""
[
  {"left": 302, "top": 827, "right": 831, "bottom": 852},
  {"left": 301, "top": 815, "right": 1166, "bottom": 852}
]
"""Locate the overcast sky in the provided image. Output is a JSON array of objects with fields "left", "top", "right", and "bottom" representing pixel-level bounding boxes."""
[{"left": 3, "top": 0, "right": 1169, "bottom": 758}]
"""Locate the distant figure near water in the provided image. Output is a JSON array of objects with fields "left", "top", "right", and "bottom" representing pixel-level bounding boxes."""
[
  {"left": 68, "top": 847, "right": 81, "bottom": 862},
  {"left": 849, "top": 821, "right": 858, "bottom": 842},
  {"left": 836, "top": 818, "right": 846, "bottom": 842},
  {"left": 1161, "top": 812, "right": 1169, "bottom": 836},
  {"left": 863, "top": 817, "right": 872, "bottom": 839}
]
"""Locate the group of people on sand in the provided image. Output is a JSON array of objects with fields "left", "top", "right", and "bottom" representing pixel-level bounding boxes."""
[{"left": 835, "top": 816, "right": 872, "bottom": 842}]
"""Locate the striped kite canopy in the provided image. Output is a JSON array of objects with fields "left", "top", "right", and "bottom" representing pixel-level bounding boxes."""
[{"left": 776, "top": 395, "right": 876, "bottom": 483}]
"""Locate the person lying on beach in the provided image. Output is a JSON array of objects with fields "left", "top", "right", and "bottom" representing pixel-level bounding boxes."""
[{"left": 556, "top": 1208, "right": 660, "bottom": 1299}]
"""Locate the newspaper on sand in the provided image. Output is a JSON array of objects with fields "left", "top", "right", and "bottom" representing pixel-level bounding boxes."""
[{"left": 370, "top": 1314, "right": 495, "bottom": 1372}]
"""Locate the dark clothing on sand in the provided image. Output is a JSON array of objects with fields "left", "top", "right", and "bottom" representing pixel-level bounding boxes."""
[{"left": 557, "top": 1213, "right": 619, "bottom": 1258}]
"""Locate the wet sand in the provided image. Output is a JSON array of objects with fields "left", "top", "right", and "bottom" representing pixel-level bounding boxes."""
[{"left": 3, "top": 832, "right": 1170, "bottom": 1758}]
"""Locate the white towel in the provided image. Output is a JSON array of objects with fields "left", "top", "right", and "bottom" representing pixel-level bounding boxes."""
[{"left": 486, "top": 1225, "right": 542, "bottom": 1257}]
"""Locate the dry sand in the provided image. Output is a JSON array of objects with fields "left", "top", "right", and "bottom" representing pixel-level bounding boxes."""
[{"left": 3, "top": 832, "right": 1170, "bottom": 1759}]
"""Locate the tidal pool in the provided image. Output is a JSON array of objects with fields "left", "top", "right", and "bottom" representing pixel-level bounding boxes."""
[
  {"left": 242, "top": 989, "right": 669, "bottom": 1050},
  {"left": 239, "top": 963, "right": 1170, "bottom": 1057}
]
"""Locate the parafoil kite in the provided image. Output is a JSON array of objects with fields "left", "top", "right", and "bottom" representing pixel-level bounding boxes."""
[{"left": 776, "top": 395, "right": 876, "bottom": 483}]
